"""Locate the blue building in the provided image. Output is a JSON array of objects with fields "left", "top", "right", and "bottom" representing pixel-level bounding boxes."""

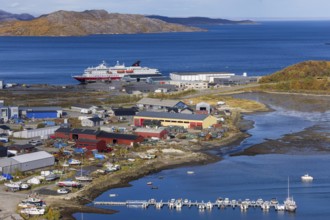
[{"left": 19, "top": 107, "right": 63, "bottom": 119}]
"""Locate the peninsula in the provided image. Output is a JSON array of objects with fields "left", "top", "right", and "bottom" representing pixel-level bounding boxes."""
[{"left": 0, "top": 10, "right": 203, "bottom": 36}]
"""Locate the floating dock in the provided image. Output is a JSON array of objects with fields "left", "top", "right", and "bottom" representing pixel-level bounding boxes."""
[{"left": 94, "top": 197, "right": 293, "bottom": 212}]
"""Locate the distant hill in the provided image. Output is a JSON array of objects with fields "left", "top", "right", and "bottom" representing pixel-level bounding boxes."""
[
  {"left": 259, "top": 61, "right": 330, "bottom": 91},
  {"left": 146, "top": 15, "right": 255, "bottom": 26},
  {"left": 0, "top": 9, "right": 34, "bottom": 21},
  {"left": 0, "top": 10, "right": 203, "bottom": 36}
]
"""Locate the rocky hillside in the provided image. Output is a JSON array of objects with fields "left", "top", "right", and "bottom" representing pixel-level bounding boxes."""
[
  {"left": 147, "top": 15, "right": 255, "bottom": 25},
  {"left": 0, "top": 9, "right": 34, "bottom": 21},
  {"left": 259, "top": 61, "right": 330, "bottom": 91},
  {"left": 0, "top": 10, "right": 203, "bottom": 36}
]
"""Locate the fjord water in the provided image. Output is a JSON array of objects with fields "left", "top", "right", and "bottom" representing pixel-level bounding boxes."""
[
  {"left": 75, "top": 93, "right": 330, "bottom": 220},
  {"left": 1, "top": 21, "right": 330, "bottom": 84}
]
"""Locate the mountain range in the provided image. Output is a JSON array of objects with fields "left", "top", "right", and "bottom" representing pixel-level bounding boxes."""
[{"left": 0, "top": 9, "right": 34, "bottom": 21}]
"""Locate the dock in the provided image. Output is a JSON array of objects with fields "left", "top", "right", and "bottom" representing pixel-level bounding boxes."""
[{"left": 94, "top": 197, "right": 293, "bottom": 212}]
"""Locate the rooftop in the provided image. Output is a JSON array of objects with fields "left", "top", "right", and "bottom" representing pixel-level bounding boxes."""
[
  {"left": 137, "top": 98, "right": 182, "bottom": 107},
  {"left": 19, "top": 106, "right": 62, "bottom": 111},
  {"left": 97, "top": 131, "right": 140, "bottom": 140},
  {"left": 12, "top": 151, "right": 53, "bottom": 163},
  {"left": 136, "top": 111, "right": 210, "bottom": 121}
]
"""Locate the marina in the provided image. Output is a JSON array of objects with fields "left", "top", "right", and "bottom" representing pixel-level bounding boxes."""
[{"left": 94, "top": 197, "right": 296, "bottom": 212}]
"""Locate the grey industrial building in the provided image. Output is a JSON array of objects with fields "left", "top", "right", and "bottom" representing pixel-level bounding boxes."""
[{"left": 0, "top": 151, "right": 54, "bottom": 174}]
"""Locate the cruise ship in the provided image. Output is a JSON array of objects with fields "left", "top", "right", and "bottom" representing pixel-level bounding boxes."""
[{"left": 72, "top": 60, "right": 162, "bottom": 83}]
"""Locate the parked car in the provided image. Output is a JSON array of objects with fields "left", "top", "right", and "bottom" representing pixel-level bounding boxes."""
[{"left": 28, "top": 139, "right": 43, "bottom": 146}]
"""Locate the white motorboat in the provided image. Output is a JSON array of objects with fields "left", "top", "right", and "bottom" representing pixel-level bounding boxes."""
[
  {"left": 57, "top": 180, "right": 81, "bottom": 187},
  {"left": 22, "top": 196, "right": 42, "bottom": 204},
  {"left": 27, "top": 177, "right": 41, "bottom": 185},
  {"left": 57, "top": 188, "right": 71, "bottom": 194},
  {"left": 75, "top": 175, "right": 93, "bottom": 182},
  {"left": 45, "top": 173, "right": 59, "bottom": 181},
  {"left": 68, "top": 159, "right": 81, "bottom": 165},
  {"left": 275, "top": 204, "right": 285, "bottom": 211},
  {"left": 109, "top": 194, "right": 118, "bottom": 197},
  {"left": 4, "top": 181, "right": 21, "bottom": 190},
  {"left": 20, "top": 183, "right": 30, "bottom": 190},
  {"left": 187, "top": 171, "right": 195, "bottom": 175},
  {"left": 20, "top": 207, "right": 45, "bottom": 215},
  {"left": 301, "top": 174, "right": 313, "bottom": 182}
]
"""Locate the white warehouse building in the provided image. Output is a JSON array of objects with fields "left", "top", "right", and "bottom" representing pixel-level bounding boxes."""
[
  {"left": 170, "top": 72, "right": 235, "bottom": 82},
  {"left": 0, "top": 151, "right": 55, "bottom": 174},
  {"left": 13, "top": 126, "right": 60, "bottom": 139}
]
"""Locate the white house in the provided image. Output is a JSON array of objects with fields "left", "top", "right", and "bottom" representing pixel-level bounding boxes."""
[{"left": 81, "top": 117, "right": 104, "bottom": 127}]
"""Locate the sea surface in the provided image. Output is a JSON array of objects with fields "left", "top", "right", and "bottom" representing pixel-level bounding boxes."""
[
  {"left": 74, "top": 92, "right": 330, "bottom": 220},
  {"left": 1, "top": 21, "right": 330, "bottom": 85}
]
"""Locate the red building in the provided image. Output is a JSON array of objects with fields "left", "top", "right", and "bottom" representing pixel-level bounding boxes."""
[
  {"left": 97, "top": 131, "right": 144, "bottom": 145},
  {"left": 54, "top": 128, "right": 143, "bottom": 146},
  {"left": 134, "top": 127, "right": 168, "bottom": 139},
  {"left": 75, "top": 139, "right": 109, "bottom": 152}
]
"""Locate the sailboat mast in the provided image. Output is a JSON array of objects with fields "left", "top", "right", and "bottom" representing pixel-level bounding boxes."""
[{"left": 287, "top": 176, "right": 290, "bottom": 198}]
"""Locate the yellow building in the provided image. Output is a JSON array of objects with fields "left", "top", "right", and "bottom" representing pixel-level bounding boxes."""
[{"left": 134, "top": 111, "right": 218, "bottom": 129}]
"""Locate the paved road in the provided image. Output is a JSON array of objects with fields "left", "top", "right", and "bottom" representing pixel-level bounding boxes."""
[{"left": 182, "top": 83, "right": 260, "bottom": 99}]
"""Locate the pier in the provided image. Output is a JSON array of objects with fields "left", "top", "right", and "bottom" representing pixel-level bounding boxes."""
[{"left": 93, "top": 197, "right": 294, "bottom": 212}]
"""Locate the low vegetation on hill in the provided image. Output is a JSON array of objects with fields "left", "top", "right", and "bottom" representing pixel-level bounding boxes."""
[
  {"left": 259, "top": 61, "right": 330, "bottom": 92},
  {"left": 0, "top": 10, "right": 202, "bottom": 36}
]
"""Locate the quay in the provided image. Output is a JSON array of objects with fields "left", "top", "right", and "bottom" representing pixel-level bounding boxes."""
[{"left": 93, "top": 197, "right": 293, "bottom": 212}]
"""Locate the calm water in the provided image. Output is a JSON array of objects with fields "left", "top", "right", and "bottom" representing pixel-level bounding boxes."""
[
  {"left": 1, "top": 21, "right": 330, "bottom": 84},
  {"left": 74, "top": 93, "right": 330, "bottom": 220}
]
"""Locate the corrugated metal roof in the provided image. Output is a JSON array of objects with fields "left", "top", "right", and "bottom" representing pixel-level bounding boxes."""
[
  {"left": 137, "top": 98, "right": 181, "bottom": 108},
  {"left": 136, "top": 111, "right": 209, "bottom": 121},
  {"left": 19, "top": 106, "right": 62, "bottom": 111},
  {"left": 0, "top": 158, "right": 19, "bottom": 167},
  {"left": 55, "top": 127, "right": 100, "bottom": 135},
  {"left": 55, "top": 128, "right": 140, "bottom": 141},
  {"left": 12, "top": 151, "right": 53, "bottom": 163},
  {"left": 98, "top": 131, "right": 140, "bottom": 140}
]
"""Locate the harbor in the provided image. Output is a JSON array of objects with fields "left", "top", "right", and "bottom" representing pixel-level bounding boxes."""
[{"left": 94, "top": 196, "right": 295, "bottom": 212}]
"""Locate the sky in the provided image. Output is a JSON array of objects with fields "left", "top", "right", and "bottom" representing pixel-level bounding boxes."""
[{"left": 1, "top": 0, "right": 330, "bottom": 20}]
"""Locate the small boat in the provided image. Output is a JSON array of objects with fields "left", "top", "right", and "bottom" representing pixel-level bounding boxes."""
[
  {"left": 301, "top": 174, "right": 313, "bottom": 182},
  {"left": 275, "top": 204, "right": 285, "bottom": 211},
  {"left": 22, "top": 197, "right": 42, "bottom": 204},
  {"left": 57, "top": 180, "right": 81, "bottom": 187},
  {"left": 284, "top": 177, "right": 297, "bottom": 212},
  {"left": 5, "top": 181, "right": 21, "bottom": 190},
  {"left": 187, "top": 171, "right": 195, "bottom": 175},
  {"left": 147, "top": 181, "right": 153, "bottom": 185},
  {"left": 20, "top": 207, "right": 45, "bottom": 215},
  {"left": 57, "top": 188, "right": 71, "bottom": 194},
  {"left": 75, "top": 175, "right": 93, "bottom": 182},
  {"left": 68, "top": 159, "right": 81, "bottom": 165},
  {"left": 45, "top": 173, "right": 59, "bottom": 181},
  {"left": 109, "top": 194, "right": 118, "bottom": 197},
  {"left": 151, "top": 186, "right": 158, "bottom": 190},
  {"left": 20, "top": 183, "right": 31, "bottom": 190}
]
